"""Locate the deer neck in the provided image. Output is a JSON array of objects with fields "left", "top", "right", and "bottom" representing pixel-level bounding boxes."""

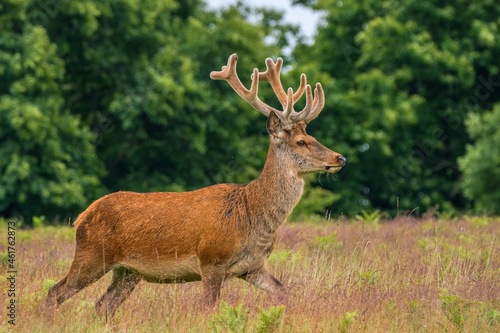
[{"left": 245, "top": 140, "right": 305, "bottom": 231}]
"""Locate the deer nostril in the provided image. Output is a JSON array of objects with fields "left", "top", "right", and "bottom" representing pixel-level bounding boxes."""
[{"left": 337, "top": 155, "right": 346, "bottom": 166}]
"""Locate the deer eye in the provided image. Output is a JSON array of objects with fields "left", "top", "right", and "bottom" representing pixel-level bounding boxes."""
[{"left": 297, "top": 141, "right": 307, "bottom": 147}]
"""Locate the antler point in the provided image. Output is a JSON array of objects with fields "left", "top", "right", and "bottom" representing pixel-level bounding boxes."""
[{"left": 251, "top": 68, "right": 259, "bottom": 80}]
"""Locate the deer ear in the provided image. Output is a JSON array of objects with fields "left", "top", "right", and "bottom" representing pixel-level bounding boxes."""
[{"left": 266, "top": 111, "right": 283, "bottom": 138}]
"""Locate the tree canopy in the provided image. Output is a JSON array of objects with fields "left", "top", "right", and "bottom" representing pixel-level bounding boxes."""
[
  {"left": 1, "top": 0, "right": 499, "bottom": 223},
  {"left": 293, "top": 0, "right": 500, "bottom": 216}
]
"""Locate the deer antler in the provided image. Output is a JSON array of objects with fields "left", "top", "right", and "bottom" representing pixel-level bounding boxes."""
[{"left": 210, "top": 53, "right": 325, "bottom": 125}]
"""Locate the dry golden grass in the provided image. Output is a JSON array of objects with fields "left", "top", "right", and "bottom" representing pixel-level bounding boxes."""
[{"left": 1, "top": 216, "right": 499, "bottom": 332}]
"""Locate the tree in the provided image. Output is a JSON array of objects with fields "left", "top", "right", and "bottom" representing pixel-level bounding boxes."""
[
  {"left": 293, "top": 0, "right": 500, "bottom": 216},
  {"left": 43, "top": 0, "right": 295, "bottom": 193},
  {"left": 0, "top": 3, "right": 104, "bottom": 222},
  {"left": 459, "top": 104, "right": 500, "bottom": 214},
  {"left": 1, "top": 0, "right": 303, "bottom": 221}
]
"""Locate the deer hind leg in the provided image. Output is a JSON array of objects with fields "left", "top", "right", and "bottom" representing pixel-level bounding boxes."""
[
  {"left": 95, "top": 267, "right": 140, "bottom": 318},
  {"left": 46, "top": 249, "right": 112, "bottom": 309}
]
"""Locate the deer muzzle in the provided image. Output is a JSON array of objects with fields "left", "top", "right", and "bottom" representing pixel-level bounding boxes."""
[{"left": 323, "top": 154, "right": 346, "bottom": 173}]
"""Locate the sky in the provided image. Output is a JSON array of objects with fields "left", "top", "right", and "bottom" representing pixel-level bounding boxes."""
[{"left": 206, "top": 0, "right": 322, "bottom": 40}]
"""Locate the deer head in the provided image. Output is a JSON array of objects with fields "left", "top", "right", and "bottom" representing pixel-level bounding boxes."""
[{"left": 210, "top": 53, "right": 346, "bottom": 175}]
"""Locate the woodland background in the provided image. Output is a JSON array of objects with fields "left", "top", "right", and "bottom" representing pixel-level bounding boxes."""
[{"left": 1, "top": 0, "right": 500, "bottom": 225}]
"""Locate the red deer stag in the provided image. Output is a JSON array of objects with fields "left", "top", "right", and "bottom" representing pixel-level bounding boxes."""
[{"left": 46, "top": 53, "right": 346, "bottom": 317}]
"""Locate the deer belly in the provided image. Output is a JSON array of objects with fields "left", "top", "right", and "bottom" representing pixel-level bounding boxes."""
[{"left": 121, "top": 256, "right": 202, "bottom": 283}]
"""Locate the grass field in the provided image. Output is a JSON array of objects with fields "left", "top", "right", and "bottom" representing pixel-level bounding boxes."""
[{"left": 1, "top": 216, "right": 499, "bottom": 332}]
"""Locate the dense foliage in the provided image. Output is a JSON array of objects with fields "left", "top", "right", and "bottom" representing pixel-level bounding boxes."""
[
  {"left": 0, "top": 17, "right": 104, "bottom": 219},
  {"left": 293, "top": 0, "right": 500, "bottom": 215},
  {"left": 1, "top": 0, "right": 499, "bottom": 223},
  {"left": 459, "top": 104, "right": 500, "bottom": 214}
]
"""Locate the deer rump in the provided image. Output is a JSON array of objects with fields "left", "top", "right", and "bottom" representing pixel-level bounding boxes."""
[{"left": 73, "top": 186, "right": 267, "bottom": 284}]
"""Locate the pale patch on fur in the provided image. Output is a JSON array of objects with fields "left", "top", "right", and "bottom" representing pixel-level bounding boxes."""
[{"left": 120, "top": 255, "right": 201, "bottom": 283}]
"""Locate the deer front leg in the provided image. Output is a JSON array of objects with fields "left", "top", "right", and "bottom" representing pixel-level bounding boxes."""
[
  {"left": 241, "top": 265, "right": 287, "bottom": 303},
  {"left": 201, "top": 265, "right": 225, "bottom": 308}
]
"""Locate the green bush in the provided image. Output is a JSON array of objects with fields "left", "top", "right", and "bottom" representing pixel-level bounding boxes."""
[
  {"left": 338, "top": 310, "right": 358, "bottom": 333},
  {"left": 210, "top": 302, "right": 249, "bottom": 333},
  {"left": 257, "top": 305, "right": 286, "bottom": 333},
  {"left": 439, "top": 289, "right": 473, "bottom": 331},
  {"left": 459, "top": 104, "right": 500, "bottom": 214}
]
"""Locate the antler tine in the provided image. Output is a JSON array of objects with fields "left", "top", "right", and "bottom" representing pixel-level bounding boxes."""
[
  {"left": 211, "top": 54, "right": 324, "bottom": 125},
  {"left": 257, "top": 58, "right": 308, "bottom": 112},
  {"left": 210, "top": 54, "right": 248, "bottom": 98},
  {"left": 210, "top": 53, "right": 237, "bottom": 80},
  {"left": 291, "top": 84, "right": 313, "bottom": 122},
  {"left": 304, "top": 83, "right": 325, "bottom": 123},
  {"left": 211, "top": 53, "right": 281, "bottom": 118},
  {"left": 293, "top": 74, "right": 307, "bottom": 102},
  {"left": 256, "top": 57, "right": 288, "bottom": 108},
  {"left": 283, "top": 88, "right": 294, "bottom": 119}
]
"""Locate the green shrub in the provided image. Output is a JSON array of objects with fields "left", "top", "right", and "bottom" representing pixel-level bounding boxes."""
[
  {"left": 439, "top": 289, "right": 473, "bottom": 331},
  {"left": 210, "top": 302, "right": 249, "bottom": 333},
  {"left": 257, "top": 305, "right": 286, "bottom": 333},
  {"left": 459, "top": 105, "right": 500, "bottom": 214},
  {"left": 338, "top": 310, "right": 358, "bottom": 333},
  {"left": 314, "top": 231, "right": 343, "bottom": 250},
  {"left": 355, "top": 209, "right": 382, "bottom": 225},
  {"left": 32, "top": 215, "right": 46, "bottom": 228},
  {"left": 355, "top": 269, "right": 380, "bottom": 289}
]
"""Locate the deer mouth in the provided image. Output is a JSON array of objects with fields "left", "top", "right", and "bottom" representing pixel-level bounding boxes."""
[{"left": 325, "top": 165, "right": 342, "bottom": 173}]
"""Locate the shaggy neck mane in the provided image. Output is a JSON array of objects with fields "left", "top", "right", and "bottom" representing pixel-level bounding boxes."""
[{"left": 244, "top": 140, "right": 305, "bottom": 231}]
